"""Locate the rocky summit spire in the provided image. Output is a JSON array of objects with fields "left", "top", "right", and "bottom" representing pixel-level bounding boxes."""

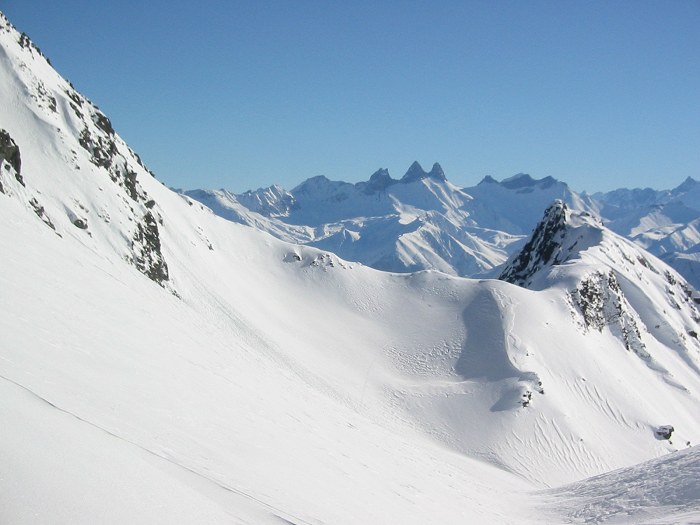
[
  {"left": 401, "top": 161, "right": 427, "bottom": 183},
  {"left": 428, "top": 162, "right": 446, "bottom": 182},
  {"left": 365, "top": 168, "right": 396, "bottom": 193},
  {"left": 499, "top": 200, "right": 570, "bottom": 287},
  {"left": 401, "top": 161, "right": 446, "bottom": 183}
]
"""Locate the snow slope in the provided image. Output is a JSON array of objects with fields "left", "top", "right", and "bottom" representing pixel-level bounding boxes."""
[
  {"left": 2, "top": 11, "right": 700, "bottom": 523},
  {"left": 542, "top": 445, "right": 700, "bottom": 524},
  {"left": 592, "top": 178, "right": 700, "bottom": 289}
]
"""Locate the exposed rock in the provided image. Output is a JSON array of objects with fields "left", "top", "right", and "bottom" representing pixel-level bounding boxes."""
[
  {"left": 654, "top": 425, "right": 674, "bottom": 440},
  {"left": 79, "top": 126, "right": 116, "bottom": 170},
  {"left": 428, "top": 162, "right": 447, "bottom": 182},
  {"left": 132, "top": 211, "right": 170, "bottom": 286},
  {"left": 18, "top": 31, "right": 49, "bottom": 64},
  {"left": 401, "top": 161, "right": 427, "bottom": 183},
  {"left": 570, "top": 270, "right": 648, "bottom": 358},
  {"left": 400, "top": 161, "right": 446, "bottom": 183},
  {"left": 364, "top": 168, "right": 396, "bottom": 194},
  {"left": 0, "top": 129, "right": 22, "bottom": 185},
  {"left": 499, "top": 200, "right": 569, "bottom": 286},
  {"left": 93, "top": 111, "right": 114, "bottom": 136},
  {"left": 28, "top": 197, "right": 56, "bottom": 231}
]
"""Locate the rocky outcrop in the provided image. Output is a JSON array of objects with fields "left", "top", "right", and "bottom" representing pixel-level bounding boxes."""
[
  {"left": 364, "top": 168, "right": 396, "bottom": 194},
  {"left": 499, "top": 200, "right": 570, "bottom": 286},
  {"left": 570, "top": 270, "right": 648, "bottom": 358},
  {"left": 132, "top": 211, "right": 169, "bottom": 287},
  {"left": 400, "top": 161, "right": 447, "bottom": 184},
  {"left": 0, "top": 129, "right": 22, "bottom": 189}
]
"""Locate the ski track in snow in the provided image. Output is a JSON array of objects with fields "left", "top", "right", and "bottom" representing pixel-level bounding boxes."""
[{"left": 0, "top": 376, "right": 301, "bottom": 525}]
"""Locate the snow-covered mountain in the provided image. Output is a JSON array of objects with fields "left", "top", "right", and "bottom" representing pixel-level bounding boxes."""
[
  {"left": 592, "top": 177, "right": 700, "bottom": 290},
  {"left": 187, "top": 165, "right": 700, "bottom": 290},
  {"left": 185, "top": 167, "right": 601, "bottom": 278},
  {"left": 2, "top": 11, "right": 700, "bottom": 523}
]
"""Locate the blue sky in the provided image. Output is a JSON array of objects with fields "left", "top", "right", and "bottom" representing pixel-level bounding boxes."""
[{"left": 2, "top": 1, "right": 699, "bottom": 192}]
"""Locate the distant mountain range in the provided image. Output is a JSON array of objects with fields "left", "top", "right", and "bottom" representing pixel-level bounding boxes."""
[{"left": 185, "top": 166, "right": 700, "bottom": 289}]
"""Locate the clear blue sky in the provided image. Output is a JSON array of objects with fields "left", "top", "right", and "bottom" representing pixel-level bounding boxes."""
[{"left": 2, "top": 1, "right": 699, "bottom": 193}]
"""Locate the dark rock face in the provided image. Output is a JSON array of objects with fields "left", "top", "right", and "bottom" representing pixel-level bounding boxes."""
[
  {"left": 0, "top": 129, "right": 22, "bottom": 186},
  {"left": 364, "top": 168, "right": 396, "bottom": 194},
  {"left": 428, "top": 162, "right": 447, "bottom": 182},
  {"left": 28, "top": 197, "right": 56, "bottom": 231},
  {"left": 93, "top": 111, "right": 114, "bottom": 136},
  {"left": 570, "top": 270, "right": 648, "bottom": 358},
  {"left": 72, "top": 217, "right": 88, "bottom": 229},
  {"left": 132, "top": 211, "right": 169, "bottom": 286},
  {"left": 400, "top": 161, "right": 447, "bottom": 184},
  {"left": 499, "top": 200, "right": 569, "bottom": 286},
  {"left": 654, "top": 425, "right": 674, "bottom": 440},
  {"left": 401, "top": 161, "right": 428, "bottom": 183},
  {"left": 18, "top": 31, "right": 49, "bottom": 64},
  {"left": 79, "top": 126, "right": 117, "bottom": 170}
]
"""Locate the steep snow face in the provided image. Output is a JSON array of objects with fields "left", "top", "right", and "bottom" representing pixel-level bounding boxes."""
[
  {"left": 463, "top": 173, "right": 599, "bottom": 235},
  {"left": 597, "top": 178, "right": 700, "bottom": 289},
  {"left": 501, "top": 200, "right": 700, "bottom": 426},
  {"left": 3, "top": 11, "right": 700, "bottom": 523},
  {"left": 663, "top": 250, "right": 700, "bottom": 292},
  {"left": 0, "top": 13, "right": 171, "bottom": 291}
]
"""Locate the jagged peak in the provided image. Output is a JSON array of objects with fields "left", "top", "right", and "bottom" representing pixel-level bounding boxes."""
[
  {"left": 369, "top": 168, "right": 391, "bottom": 183},
  {"left": 401, "top": 161, "right": 447, "bottom": 183},
  {"left": 543, "top": 199, "right": 569, "bottom": 224},
  {"left": 401, "top": 161, "right": 427, "bottom": 183},
  {"left": 674, "top": 176, "right": 698, "bottom": 194},
  {"left": 364, "top": 168, "right": 396, "bottom": 193},
  {"left": 499, "top": 200, "right": 572, "bottom": 286},
  {"left": 429, "top": 162, "right": 446, "bottom": 182}
]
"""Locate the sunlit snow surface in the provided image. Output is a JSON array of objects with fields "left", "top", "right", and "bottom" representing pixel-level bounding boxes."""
[
  {"left": 1, "top": 10, "right": 700, "bottom": 524},
  {"left": 542, "top": 446, "right": 700, "bottom": 524},
  {"left": 188, "top": 162, "right": 700, "bottom": 289}
]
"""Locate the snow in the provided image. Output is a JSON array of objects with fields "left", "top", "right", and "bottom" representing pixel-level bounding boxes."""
[
  {"left": 542, "top": 446, "right": 700, "bottom": 524},
  {"left": 188, "top": 165, "right": 700, "bottom": 291},
  {"left": 2, "top": 10, "right": 700, "bottom": 524}
]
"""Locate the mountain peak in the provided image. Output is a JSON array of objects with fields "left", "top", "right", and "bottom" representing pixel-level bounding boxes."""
[
  {"left": 429, "top": 162, "right": 446, "bottom": 181},
  {"left": 401, "top": 161, "right": 427, "bottom": 183},
  {"left": 293, "top": 174, "right": 331, "bottom": 192},
  {"left": 365, "top": 168, "right": 396, "bottom": 193},
  {"left": 499, "top": 200, "right": 571, "bottom": 286},
  {"left": 401, "top": 161, "right": 447, "bottom": 183},
  {"left": 675, "top": 176, "right": 698, "bottom": 193},
  {"left": 478, "top": 175, "right": 499, "bottom": 185},
  {"left": 500, "top": 173, "right": 536, "bottom": 189}
]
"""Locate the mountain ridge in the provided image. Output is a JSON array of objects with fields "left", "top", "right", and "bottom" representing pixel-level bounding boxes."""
[{"left": 186, "top": 169, "right": 700, "bottom": 289}]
